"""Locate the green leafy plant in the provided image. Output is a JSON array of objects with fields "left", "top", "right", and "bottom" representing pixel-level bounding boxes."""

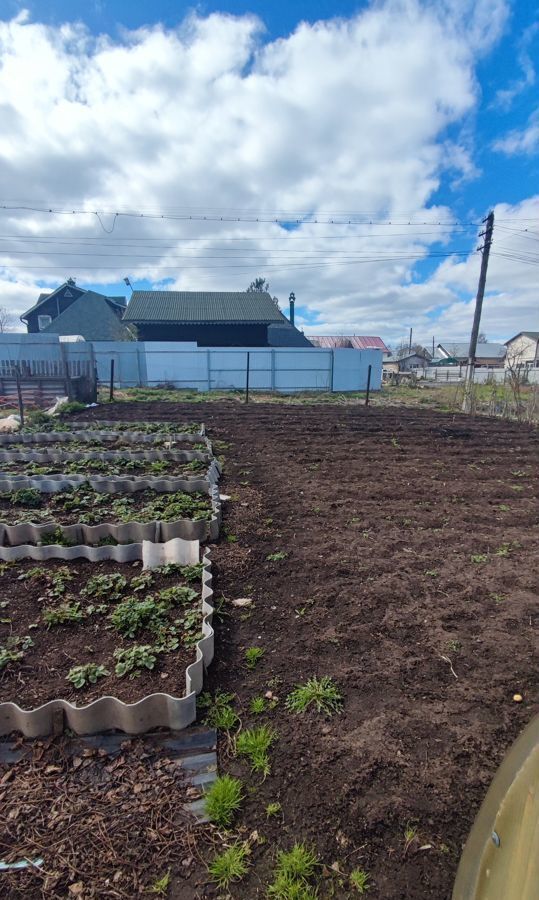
[
  {"left": 0, "top": 638, "right": 27, "bottom": 669},
  {"left": 250, "top": 696, "right": 267, "bottom": 714},
  {"left": 199, "top": 690, "right": 239, "bottom": 730},
  {"left": 470, "top": 553, "right": 488, "bottom": 564},
  {"left": 266, "top": 801, "right": 282, "bottom": 818},
  {"left": 286, "top": 677, "right": 343, "bottom": 716},
  {"left": 403, "top": 822, "right": 418, "bottom": 854},
  {"left": 67, "top": 663, "right": 109, "bottom": 689},
  {"left": 235, "top": 725, "right": 277, "bottom": 777},
  {"left": 245, "top": 646, "right": 265, "bottom": 669},
  {"left": 130, "top": 572, "right": 154, "bottom": 592},
  {"left": 114, "top": 644, "right": 159, "bottom": 678},
  {"left": 266, "top": 551, "right": 287, "bottom": 561},
  {"left": 109, "top": 596, "right": 166, "bottom": 638},
  {"left": 157, "top": 585, "right": 198, "bottom": 607},
  {"left": 204, "top": 775, "right": 243, "bottom": 827},
  {"left": 208, "top": 842, "right": 250, "bottom": 889},
  {"left": 43, "top": 601, "right": 85, "bottom": 627},
  {"left": 83, "top": 573, "right": 128, "bottom": 600},
  {"left": 179, "top": 563, "right": 203, "bottom": 582},
  {"left": 8, "top": 487, "right": 42, "bottom": 508},
  {"left": 350, "top": 868, "right": 370, "bottom": 894}
]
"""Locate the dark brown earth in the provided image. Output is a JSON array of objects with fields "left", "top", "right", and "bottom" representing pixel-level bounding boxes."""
[
  {"left": 19, "top": 401, "right": 539, "bottom": 898},
  {"left": 0, "top": 558, "right": 202, "bottom": 706}
]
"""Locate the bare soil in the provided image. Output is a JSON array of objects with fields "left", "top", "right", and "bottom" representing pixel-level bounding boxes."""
[
  {"left": 45, "top": 403, "right": 539, "bottom": 896},
  {"left": 0, "top": 558, "right": 202, "bottom": 706}
]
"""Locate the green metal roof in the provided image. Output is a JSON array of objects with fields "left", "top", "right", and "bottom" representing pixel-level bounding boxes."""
[{"left": 123, "top": 291, "right": 286, "bottom": 324}]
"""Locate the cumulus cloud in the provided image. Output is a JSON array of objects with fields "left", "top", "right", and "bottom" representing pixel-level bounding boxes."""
[
  {"left": 0, "top": 0, "right": 534, "bottom": 346},
  {"left": 494, "top": 110, "right": 539, "bottom": 155}
]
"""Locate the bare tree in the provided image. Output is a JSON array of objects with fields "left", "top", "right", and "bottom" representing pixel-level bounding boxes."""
[
  {"left": 246, "top": 278, "right": 280, "bottom": 308},
  {"left": 395, "top": 340, "right": 429, "bottom": 359},
  {"left": 0, "top": 307, "right": 14, "bottom": 333}
]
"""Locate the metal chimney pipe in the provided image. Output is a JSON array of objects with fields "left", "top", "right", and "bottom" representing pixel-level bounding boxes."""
[{"left": 289, "top": 292, "right": 295, "bottom": 326}]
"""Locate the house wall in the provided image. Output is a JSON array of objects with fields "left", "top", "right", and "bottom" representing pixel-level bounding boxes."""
[
  {"left": 134, "top": 323, "right": 269, "bottom": 346},
  {"left": 505, "top": 335, "right": 539, "bottom": 367}
]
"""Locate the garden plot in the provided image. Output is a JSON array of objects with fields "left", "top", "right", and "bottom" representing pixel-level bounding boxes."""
[
  {"left": 26, "top": 419, "right": 204, "bottom": 435},
  {"left": 0, "top": 482, "right": 220, "bottom": 545}
]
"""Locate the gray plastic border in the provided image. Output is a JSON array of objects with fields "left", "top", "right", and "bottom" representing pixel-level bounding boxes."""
[
  {"left": 0, "top": 459, "right": 221, "bottom": 491},
  {"left": 0, "top": 544, "right": 214, "bottom": 737},
  {"left": 0, "top": 483, "right": 221, "bottom": 547},
  {"left": 0, "top": 447, "right": 210, "bottom": 464},
  {"left": 66, "top": 420, "right": 205, "bottom": 436}
]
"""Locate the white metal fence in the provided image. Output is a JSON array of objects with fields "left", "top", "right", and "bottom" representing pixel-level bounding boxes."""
[{"left": 423, "top": 367, "right": 539, "bottom": 385}]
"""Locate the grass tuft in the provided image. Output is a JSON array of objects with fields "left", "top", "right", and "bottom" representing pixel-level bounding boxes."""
[
  {"left": 268, "top": 843, "right": 319, "bottom": 899},
  {"left": 208, "top": 842, "right": 250, "bottom": 888},
  {"left": 286, "top": 676, "right": 343, "bottom": 716},
  {"left": 350, "top": 868, "right": 370, "bottom": 894},
  {"left": 235, "top": 725, "right": 277, "bottom": 777},
  {"left": 204, "top": 775, "right": 243, "bottom": 827},
  {"left": 244, "top": 646, "right": 265, "bottom": 669}
]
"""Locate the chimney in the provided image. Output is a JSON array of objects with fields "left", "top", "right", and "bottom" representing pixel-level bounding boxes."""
[{"left": 289, "top": 292, "right": 295, "bottom": 326}]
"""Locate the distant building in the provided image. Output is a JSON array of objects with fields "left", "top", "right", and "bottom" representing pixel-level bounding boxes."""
[
  {"left": 436, "top": 341, "right": 506, "bottom": 368},
  {"left": 383, "top": 351, "right": 430, "bottom": 374},
  {"left": 122, "top": 291, "right": 312, "bottom": 347},
  {"left": 21, "top": 280, "right": 132, "bottom": 341},
  {"left": 504, "top": 332, "right": 539, "bottom": 369},
  {"left": 307, "top": 335, "right": 390, "bottom": 354}
]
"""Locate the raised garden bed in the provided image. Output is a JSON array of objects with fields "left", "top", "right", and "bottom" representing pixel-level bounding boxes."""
[
  {"left": 0, "top": 431, "right": 209, "bottom": 451},
  {"left": 0, "top": 538, "right": 215, "bottom": 736},
  {"left": 25, "top": 420, "right": 203, "bottom": 435},
  {"left": 0, "top": 455, "right": 209, "bottom": 478}
]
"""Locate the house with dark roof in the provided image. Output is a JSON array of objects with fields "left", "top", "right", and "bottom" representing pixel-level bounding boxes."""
[
  {"left": 383, "top": 350, "right": 430, "bottom": 374},
  {"left": 21, "top": 280, "right": 133, "bottom": 341},
  {"left": 307, "top": 335, "right": 390, "bottom": 354},
  {"left": 122, "top": 291, "right": 312, "bottom": 347},
  {"left": 504, "top": 332, "right": 539, "bottom": 369},
  {"left": 436, "top": 341, "right": 506, "bottom": 367}
]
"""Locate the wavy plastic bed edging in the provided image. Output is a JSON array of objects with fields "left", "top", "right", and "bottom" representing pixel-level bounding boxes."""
[
  {"left": 0, "top": 430, "right": 211, "bottom": 448},
  {"left": 0, "top": 459, "right": 221, "bottom": 492},
  {"left": 0, "top": 484, "right": 221, "bottom": 547},
  {"left": 0, "top": 541, "right": 214, "bottom": 737}
]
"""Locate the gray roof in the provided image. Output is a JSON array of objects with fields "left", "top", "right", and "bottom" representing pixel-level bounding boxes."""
[
  {"left": 42, "top": 291, "right": 133, "bottom": 341},
  {"left": 123, "top": 291, "right": 286, "bottom": 324},
  {"left": 438, "top": 341, "right": 506, "bottom": 359},
  {"left": 267, "top": 323, "right": 313, "bottom": 347},
  {"left": 505, "top": 331, "right": 539, "bottom": 344}
]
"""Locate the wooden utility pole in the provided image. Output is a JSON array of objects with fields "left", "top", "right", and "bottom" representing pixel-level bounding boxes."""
[
  {"left": 408, "top": 328, "right": 413, "bottom": 352},
  {"left": 462, "top": 211, "right": 494, "bottom": 413}
]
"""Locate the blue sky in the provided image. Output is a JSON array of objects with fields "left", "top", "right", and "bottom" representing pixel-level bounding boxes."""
[{"left": 0, "top": 0, "right": 537, "bottom": 344}]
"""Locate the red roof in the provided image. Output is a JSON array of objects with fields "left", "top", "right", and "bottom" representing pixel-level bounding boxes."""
[{"left": 308, "top": 335, "right": 390, "bottom": 352}]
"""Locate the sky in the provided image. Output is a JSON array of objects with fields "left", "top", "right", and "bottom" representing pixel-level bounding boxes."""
[{"left": 0, "top": 0, "right": 537, "bottom": 347}]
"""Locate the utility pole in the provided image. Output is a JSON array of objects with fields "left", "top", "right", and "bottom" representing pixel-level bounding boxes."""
[
  {"left": 462, "top": 211, "right": 494, "bottom": 413},
  {"left": 408, "top": 327, "right": 412, "bottom": 352}
]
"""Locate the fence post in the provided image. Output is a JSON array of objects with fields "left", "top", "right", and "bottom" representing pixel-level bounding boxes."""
[
  {"left": 14, "top": 365, "right": 24, "bottom": 427},
  {"left": 271, "top": 349, "right": 276, "bottom": 392},
  {"left": 330, "top": 350, "right": 334, "bottom": 392},
  {"left": 365, "top": 364, "right": 372, "bottom": 406},
  {"left": 109, "top": 359, "right": 115, "bottom": 402},
  {"left": 245, "top": 351, "right": 250, "bottom": 404}
]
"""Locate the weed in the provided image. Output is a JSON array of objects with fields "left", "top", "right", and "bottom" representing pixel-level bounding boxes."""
[
  {"left": 490, "top": 592, "right": 506, "bottom": 604},
  {"left": 446, "top": 640, "right": 461, "bottom": 653},
  {"left": 208, "top": 842, "right": 250, "bottom": 889},
  {"left": 67, "top": 663, "right": 109, "bottom": 689},
  {"left": 470, "top": 554, "right": 488, "bottom": 564},
  {"left": 250, "top": 696, "right": 267, "bottom": 714},
  {"left": 114, "top": 644, "right": 159, "bottom": 677},
  {"left": 149, "top": 870, "right": 171, "bottom": 895},
  {"left": 510, "top": 484, "right": 524, "bottom": 492},
  {"left": 199, "top": 690, "right": 238, "bottom": 729},
  {"left": 266, "top": 801, "right": 282, "bottom": 818},
  {"left": 425, "top": 569, "right": 439, "bottom": 577},
  {"left": 286, "top": 677, "right": 343, "bottom": 716},
  {"left": 268, "top": 844, "right": 319, "bottom": 899},
  {"left": 497, "top": 504, "right": 510, "bottom": 511},
  {"left": 495, "top": 543, "right": 512, "bottom": 557},
  {"left": 204, "top": 775, "right": 243, "bottom": 827},
  {"left": 267, "top": 551, "right": 287, "bottom": 562},
  {"left": 511, "top": 470, "right": 527, "bottom": 477},
  {"left": 403, "top": 823, "right": 418, "bottom": 854},
  {"left": 43, "top": 601, "right": 85, "bottom": 627},
  {"left": 245, "top": 646, "right": 265, "bottom": 669},
  {"left": 350, "top": 869, "right": 370, "bottom": 894},
  {"left": 236, "top": 725, "right": 277, "bottom": 777},
  {"left": 390, "top": 436, "right": 401, "bottom": 449}
]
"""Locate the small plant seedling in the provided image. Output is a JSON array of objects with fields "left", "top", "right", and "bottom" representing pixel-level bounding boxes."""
[
  {"left": 67, "top": 663, "right": 109, "bottom": 689},
  {"left": 204, "top": 775, "right": 243, "bottom": 827},
  {"left": 510, "top": 484, "right": 524, "bottom": 492},
  {"left": 495, "top": 543, "right": 512, "bottom": 557},
  {"left": 235, "top": 725, "right": 277, "bottom": 777},
  {"left": 497, "top": 504, "right": 510, "bottom": 511},
  {"left": 511, "top": 470, "right": 527, "bottom": 478},
  {"left": 208, "top": 842, "right": 250, "bottom": 889},
  {"left": 250, "top": 696, "right": 267, "bottom": 714},
  {"left": 350, "top": 869, "right": 370, "bottom": 894},
  {"left": 130, "top": 572, "right": 154, "bottom": 592},
  {"left": 198, "top": 688, "right": 237, "bottom": 731},
  {"left": 286, "top": 676, "right": 343, "bottom": 716},
  {"left": 149, "top": 870, "right": 171, "bottom": 895},
  {"left": 446, "top": 639, "right": 461, "bottom": 653},
  {"left": 43, "top": 601, "right": 85, "bottom": 627},
  {"left": 470, "top": 554, "right": 488, "bottom": 564},
  {"left": 490, "top": 592, "right": 506, "bottom": 604},
  {"left": 266, "top": 801, "right": 282, "bottom": 818},
  {"left": 245, "top": 646, "right": 265, "bottom": 669},
  {"left": 390, "top": 436, "right": 401, "bottom": 449},
  {"left": 268, "top": 843, "right": 319, "bottom": 899},
  {"left": 425, "top": 569, "right": 439, "bottom": 577},
  {"left": 403, "top": 823, "right": 418, "bottom": 855},
  {"left": 114, "top": 644, "right": 159, "bottom": 678},
  {"left": 266, "top": 551, "right": 287, "bottom": 562}
]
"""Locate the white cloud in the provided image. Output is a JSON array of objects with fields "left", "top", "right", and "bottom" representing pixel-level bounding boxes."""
[
  {"left": 0, "top": 0, "right": 533, "bottom": 348},
  {"left": 494, "top": 110, "right": 539, "bottom": 155},
  {"left": 493, "top": 21, "right": 538, "bottom": 110}
]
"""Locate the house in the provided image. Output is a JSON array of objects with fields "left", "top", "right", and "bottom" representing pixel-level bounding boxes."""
[
  {"left": 504, "top": 332, "right": 539, "bottom": 370},
  {"left": 307, "top": 335, "right": 390, "bottom": 354},
  {"left": 21, "top": 280, "right": 132, "bottom": 341},
  {"left": 383, "top": 351, "right": 430, "bottom": 374},
  {"left": 436, "top": 341, "right": 506, "bottom": 368},
  {"left": 122, "top": 291, "right": 312, "bottom": 347}
]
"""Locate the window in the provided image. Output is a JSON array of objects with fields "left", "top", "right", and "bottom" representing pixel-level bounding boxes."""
[{"left": 38, "top": 314, "right": 52, "bottom": 331}]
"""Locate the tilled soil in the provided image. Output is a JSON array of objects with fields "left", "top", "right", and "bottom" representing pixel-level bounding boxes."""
[
  {"left": 73, "top": 401, "right": 539, "bottom": 899},
  {"left": 0, "top": 558, "right": 202, "bottom": 706}
]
